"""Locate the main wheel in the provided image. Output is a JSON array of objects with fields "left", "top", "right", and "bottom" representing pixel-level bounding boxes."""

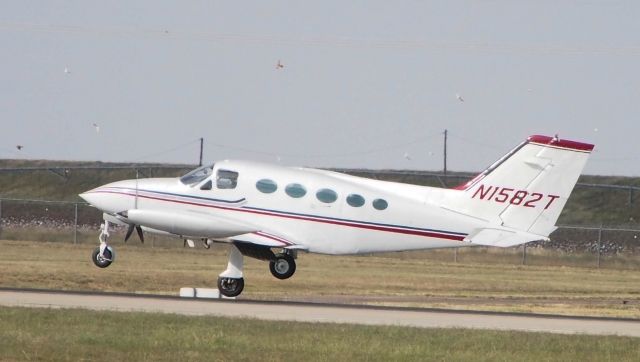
[
  {"left": 269, "top": 253, "right": 296, "bottom": 280},
  {"left": 91, "top": 246, "right": 114, "bottom": 268},
  {"left": 217, "top": 277, "right": 244, "bottom": 297}
]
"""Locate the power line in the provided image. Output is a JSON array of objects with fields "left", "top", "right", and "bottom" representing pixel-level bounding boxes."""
[
  {"left": 3, "top": 22, "right": 640, "bottom": 56},
  {"left": 131, "top": 139, "right": 201, "bottom": 163},
  {"left": 206, "top": 131, "right": 442, "bottom": 159}
]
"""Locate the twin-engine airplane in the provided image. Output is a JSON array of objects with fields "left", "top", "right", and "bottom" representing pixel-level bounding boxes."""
[{"left": 80, "top": 135, "right": 594, "bottom": 297}]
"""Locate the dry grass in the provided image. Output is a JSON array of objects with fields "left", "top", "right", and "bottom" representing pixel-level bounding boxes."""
[{"left": 1, "top": 240, "right": 639, "bottom": 318}]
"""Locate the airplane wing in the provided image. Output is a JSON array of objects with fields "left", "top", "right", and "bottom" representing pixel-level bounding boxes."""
[
  {"left": 230, "top": 230, "right": 308, "bottom": 250},
  {"left": 125, "top": 209, "right": 256, "bottom": 238},
  {"left": 120, "top": 209, "right": 307, "bottom": 250}
]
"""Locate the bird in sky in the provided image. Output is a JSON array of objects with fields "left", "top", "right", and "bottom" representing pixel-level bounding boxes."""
[
  {"left": 16, "top": 145, "right": 23, "bottom": 150},
  {"left": 456, "top": 93, "right": 464, "bottom": 102},
  {"left": 276, "top": 60, "right": 284, "bottom": 69},
  {"left": 403, "top": 152, "right": 412, "bottom": 161},
  {"left": 92, "top": 123, "right": 100, "bottom": 133}
]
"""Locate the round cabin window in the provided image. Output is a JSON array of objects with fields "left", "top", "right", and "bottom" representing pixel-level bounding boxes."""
[
  {"left": 256, "top": 179, "right": 278, "bottom": 194},
  {"left": 372, "top": 198, "right": 388, "bottom": 210},
  {"left": 285, "top": 183, "right": 307, "bottom": 198},
  {"left": 316, "top": 188, "right": 338, "bottom": 203},
  {"left": 346, "top": 194, "right": 365, "bottom": 207}
]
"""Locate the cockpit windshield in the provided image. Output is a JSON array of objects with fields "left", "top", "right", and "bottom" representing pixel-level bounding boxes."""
[{"left": 180, "top": 164, "right": 214, "bottom": 186}]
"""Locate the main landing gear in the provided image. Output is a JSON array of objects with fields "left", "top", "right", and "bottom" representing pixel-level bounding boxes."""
[
  {"left": 92, "top": 221, "right": 115, "bottom": 268},
  {"left": 216, "top": 244, "right": 298, "bottom": 297},
  {"left": 217, "top": 244, "right": 245, "bottom": 297},
  {"left": 269, "top": 252, "right": 296, "bottom": 280},
  {"left": 88, "top": 221, "right": 299, "bottom": 299}
]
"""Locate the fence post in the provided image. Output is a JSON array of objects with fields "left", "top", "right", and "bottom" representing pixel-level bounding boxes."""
[
  {"left": 74, "top": 203, "right": 78, "bottom": 245},
  {"left": 0, "top": 199, "right": 3, "bottom": 240},
  {"left": 597, "top": 224, "right": 602, "bottom": 268},
  {"left": 522, "top": 244, "right": 527, "bottom": 265}
]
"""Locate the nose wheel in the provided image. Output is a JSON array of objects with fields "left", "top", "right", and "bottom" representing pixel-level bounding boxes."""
[{"left": 92, "top": 246, "right": 114, "bottom": 268}]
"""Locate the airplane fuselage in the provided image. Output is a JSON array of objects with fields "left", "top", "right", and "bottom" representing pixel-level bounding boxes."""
[{"left": 82, "top": 160, "right": 478, "bottom": 254}]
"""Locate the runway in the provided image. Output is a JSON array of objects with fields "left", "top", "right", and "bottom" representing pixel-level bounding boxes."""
[{"left": 1, "top": 288, "right": 639, "bottom": 337}]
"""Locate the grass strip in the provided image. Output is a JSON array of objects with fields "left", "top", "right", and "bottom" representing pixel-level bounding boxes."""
[{"left": 0, "top": 306, "right": 639, "bottom": 361}]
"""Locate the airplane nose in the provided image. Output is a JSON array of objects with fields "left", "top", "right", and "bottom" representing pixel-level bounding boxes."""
[
  {"left": 79, "top": 180, "right": 138, "bottom": 213},
  {"left": 79, "top": 191, "right": 92, "bottom": 204},
  {"left": 79, "top": 189, "right": 100, "bottom": 206}
]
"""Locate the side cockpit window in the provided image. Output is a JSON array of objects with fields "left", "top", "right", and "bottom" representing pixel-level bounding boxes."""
[
  {"left": 200, "top": 180, "right": 212, "bottom": 190},
  {"left": 217, "top": 169, "right": 239, "bottom": 189},
  {"left": 180, "top": 164, "right": 213, "bottom": 186}
]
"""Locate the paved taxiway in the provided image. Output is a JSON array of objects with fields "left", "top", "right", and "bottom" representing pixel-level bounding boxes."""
[{"left": 1, "top": 289, "right": 639, "bottom": 337}]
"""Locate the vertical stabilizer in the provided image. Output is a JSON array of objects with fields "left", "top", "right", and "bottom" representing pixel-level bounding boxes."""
[{"left": 452, "top": 135, "right": 594, "bottom": 237}]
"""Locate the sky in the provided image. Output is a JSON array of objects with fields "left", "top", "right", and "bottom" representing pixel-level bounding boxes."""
[{"left": 1, "top": 1, "right": 639, "bottom": 175}]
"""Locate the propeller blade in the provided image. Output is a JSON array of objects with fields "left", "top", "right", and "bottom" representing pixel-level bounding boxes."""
[
  {"left": 124, "top": 224, "right": 135, "bottom": 242},
  {"left": 136, "top": 225, "right": 145, "bottom": 243}
]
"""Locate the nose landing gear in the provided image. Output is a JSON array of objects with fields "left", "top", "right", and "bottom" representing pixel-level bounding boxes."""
[{"left": 92, "top": 221, "right": 115, "bottom": 268}]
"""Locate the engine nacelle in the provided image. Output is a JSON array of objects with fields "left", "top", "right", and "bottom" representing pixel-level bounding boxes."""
[{"left": 126, "top": 209, "right": 256, "bottom": 239}]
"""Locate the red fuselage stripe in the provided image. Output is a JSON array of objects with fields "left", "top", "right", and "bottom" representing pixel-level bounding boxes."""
[{"left": 89, "top": 190, "right": 467, "bottom": 242}]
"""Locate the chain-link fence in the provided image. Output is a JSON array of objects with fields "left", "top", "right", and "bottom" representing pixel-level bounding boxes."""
[
  {"left": 0, "top": 198, "right": 180, "bottom": 247},
  {"left": 1, "top": 197, "right": 639, "bottom": 269}
]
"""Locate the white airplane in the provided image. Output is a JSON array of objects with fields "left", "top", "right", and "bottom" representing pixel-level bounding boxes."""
[{"left": 80, "top": 135, "right": 594, "bottom": 297}]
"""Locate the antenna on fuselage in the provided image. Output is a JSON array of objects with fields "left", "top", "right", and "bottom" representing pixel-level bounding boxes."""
[
  {"left": 135, "top": 168, "right": 139, "bottom": 209},
  {"left": 124, "top": 167, "right": 144, "bottom": 244}
]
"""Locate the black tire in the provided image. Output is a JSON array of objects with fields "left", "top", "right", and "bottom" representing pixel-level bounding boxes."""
[
  {"left": 91, "top": 247, "right": 114, "bottom": 268},
  {"left": 217, "top": 277, "right": 244, "bottom": 297},
  {"left": 269, "top": 253, "right": 296, "bottom": 280}
]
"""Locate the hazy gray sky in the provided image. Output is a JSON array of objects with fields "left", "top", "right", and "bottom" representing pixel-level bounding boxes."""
[{"left": 1, "top": 1, "right": 639, "bottom": 175}]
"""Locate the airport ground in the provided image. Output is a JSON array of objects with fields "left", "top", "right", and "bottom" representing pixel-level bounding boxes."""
[
  {"left": 2, "top": 239, "right": 640, "bottom": 360},
  {"left": 1, "top": 239, "right": 639, "bottom": 318}
]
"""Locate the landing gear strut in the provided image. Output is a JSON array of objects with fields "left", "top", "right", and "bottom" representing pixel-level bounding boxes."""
[
  {"left": 92, "top": 221, "right": 115, "bottom": 268},
  {"left": 217, "top": 244, "right": 245, "bottom": 297}
]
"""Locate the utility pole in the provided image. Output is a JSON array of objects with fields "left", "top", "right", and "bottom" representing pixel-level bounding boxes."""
[
  {"left": 73, "top": 203, "right": 78, "bottom": 245},
  {"left": 199, "top": 137, "right": 204, "bottom": 166},
  {"left": 597, "top": 223, "right": 603, "bottom": 268},
  {"left": 443, "top": 129, "right": 448, "bottom": 177}
]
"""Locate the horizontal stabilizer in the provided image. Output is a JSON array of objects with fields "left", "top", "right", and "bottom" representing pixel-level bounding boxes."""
[{"left": 464, "top": 227, "right": 548, "bottom": 248}]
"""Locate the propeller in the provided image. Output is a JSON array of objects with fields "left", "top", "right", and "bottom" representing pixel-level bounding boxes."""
[{"left": 124, "top": 224, "right": 145, "bottom": 243}]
